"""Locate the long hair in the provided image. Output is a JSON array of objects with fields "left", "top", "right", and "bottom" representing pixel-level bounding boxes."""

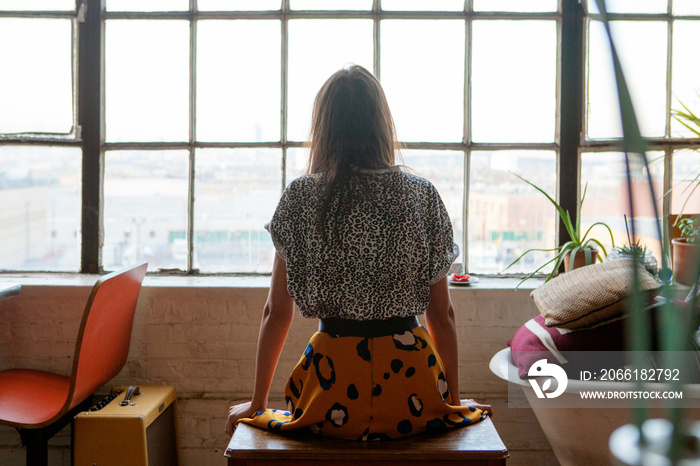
[{"left": 306, "top": 65, "right": 399, "bottom": 243}]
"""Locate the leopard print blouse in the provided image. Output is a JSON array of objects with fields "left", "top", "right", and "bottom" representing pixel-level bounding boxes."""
[{"left": 265, "top": 166, "right": 458, "bottom": 321}]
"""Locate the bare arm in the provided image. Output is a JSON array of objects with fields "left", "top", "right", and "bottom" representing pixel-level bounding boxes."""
[
  {"left": 225, "top": 253, "right": 295, "bottom": 435},
  {"left": 424, "top": 276, "right": 493, "bottom": 415},
  {"left": 424, "top": 276, "right": 462, "bottom": 405}
]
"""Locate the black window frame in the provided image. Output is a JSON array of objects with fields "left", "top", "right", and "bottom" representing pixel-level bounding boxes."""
[{"left": 13, "top": 0, "right": 697, "bottom": 276}]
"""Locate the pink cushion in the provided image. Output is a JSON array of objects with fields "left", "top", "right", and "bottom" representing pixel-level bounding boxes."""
[
  {"left": 509, "top": 299, "right": 699, "bottom": 380},
  {"left": 508, "top": 314, "right": 627, "bottom": 379}
]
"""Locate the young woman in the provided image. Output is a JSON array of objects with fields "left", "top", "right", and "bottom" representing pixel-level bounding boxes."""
[{"left": 225, "top": 65, "right": 491, "bottom": 441}]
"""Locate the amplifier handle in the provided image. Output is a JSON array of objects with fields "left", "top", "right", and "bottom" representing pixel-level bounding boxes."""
[{"left": 120, "top": 385, "right": 141, "bottom": 406}]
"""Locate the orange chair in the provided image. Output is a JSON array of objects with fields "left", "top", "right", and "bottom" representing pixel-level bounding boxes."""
[{"left": 0, "top": 261, "right": 148, "bottom": 466}]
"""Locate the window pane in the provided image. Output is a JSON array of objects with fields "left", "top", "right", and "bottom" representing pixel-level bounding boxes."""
[
  {"left": 671, "top": 21, "right": 700, "bottom": 138},
  {"left": 194, "top": 149, "right": 281, "bottom": 273},
  {"left": 581, "top": 152, "right": 664, "bottom": 263},
  {"left": 381, "top": 0, "right": 463, "bottom": 11},
  {"left": 587, "top": 21, "right": 667, "bottom": 139},
  {"left": 471, "top": 20, "right": 556, "bottom": 143},
  {"left": 285, "top": 148, "right": 309, "bottom": 186},
  {"left": 106, "top": 0, "right": 189, "bottom": 11},
  {"left": 674, "top": 1, "right": 700, "bottom": 15},
  {"left": 0, "top": 0, "right": 74, "bottom": 10},
  {"left": 402, "top": 150, "right": 464, "bottom": 258},
  {"left": 105, "top": 20, "right": 189, "bottom": 143},
  {"left": 382, "top": 20, "right": 465, "bottom": 142},
  {"left": 473, "top": 0, "right": 556, "bottom": 12},
  {"left": 197, "top": 20, "right": 280, "bottom": 142},
  {"left": 198, "top": 0, "right": 281, "bottom": 10},
  {"left": 103, "top": 151, "right": 189, "bottom": 272},
  {"left": 0, "top": 146, "right": 80, "bottom": 271},
  {"left": 0, "top": 19, "right": 72, "bottom": 134},
  {"left": 672, "top": 149, "right": 700, "bottom": 215},
  {"left": 288, "top": 19, "right": 373, "bottom": 142},
  {"left": 291, "top": 0, "right": 372, "bottom": 9},
  {"left": 469, "top": 151, "right": 556, "bottom": 274},
  {"left": 587, "top": 0, "right": 668, "bottom": 14}
]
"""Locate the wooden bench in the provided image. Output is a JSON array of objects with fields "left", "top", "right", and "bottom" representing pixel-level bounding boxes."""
[{"left": 225, "top": 417, "right": 508, "bottom": 465}]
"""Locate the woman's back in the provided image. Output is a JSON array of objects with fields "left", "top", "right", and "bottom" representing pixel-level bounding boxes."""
[{"left": 266, "top": 168, "right": 458, "bottom": 321}]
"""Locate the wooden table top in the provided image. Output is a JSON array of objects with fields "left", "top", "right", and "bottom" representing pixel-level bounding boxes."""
[
  {"left": 225, "top": 417, "right": 508, "bottom": 462},
  {"left": 0, "top": 282, "right": 20, "bottom": 301}
]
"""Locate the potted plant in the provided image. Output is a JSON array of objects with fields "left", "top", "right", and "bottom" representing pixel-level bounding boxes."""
[
  {"left": 505, "top": 173, "right": 616, "bottom": 288},
  {"left": 672, "top": 218, "right": 700, "bottom": 286},
  {"left": 657, "top": 95, "right": 700, "bottom": 288},
  {"left": 608, "top": 243, "right": 657, "bottom": 276},
  {"left": 607, "top": 215, "right": 658, "bottom": 276}
]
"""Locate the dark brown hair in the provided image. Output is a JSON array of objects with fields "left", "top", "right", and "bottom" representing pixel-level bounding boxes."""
[{"left": 306, "top": 65, "right": 399, "bottom": 243}]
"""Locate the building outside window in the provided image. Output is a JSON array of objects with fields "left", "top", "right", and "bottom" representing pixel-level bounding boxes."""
[{"left": 1, "top": 0, "right": 698, "bottom": 276}]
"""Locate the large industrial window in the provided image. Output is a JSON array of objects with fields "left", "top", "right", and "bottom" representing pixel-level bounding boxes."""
[
  {"left": 581, "top": 0, "right": 700, "bottom": 269},
  {"left": 1, "top": 0, "right": 698, "bottom": 276}
]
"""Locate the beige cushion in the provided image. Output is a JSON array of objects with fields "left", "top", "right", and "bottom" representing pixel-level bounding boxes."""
[{"left": 531, "top": 258, "right": 661, "bottom": 329}]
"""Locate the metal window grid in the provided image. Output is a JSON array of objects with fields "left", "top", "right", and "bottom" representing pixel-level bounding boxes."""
[{"left": 1, "top": 1, "right": 697, "bottom": 274}]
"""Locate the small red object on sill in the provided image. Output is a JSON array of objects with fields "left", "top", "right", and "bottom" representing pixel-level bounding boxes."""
[{"left": 450, "top": 273, "right": 470, "bottom": 282}]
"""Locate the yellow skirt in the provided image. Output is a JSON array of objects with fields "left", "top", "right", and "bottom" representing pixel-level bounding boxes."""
[{"left": 238, "top": 324, "right": 487, "bottom": 441}]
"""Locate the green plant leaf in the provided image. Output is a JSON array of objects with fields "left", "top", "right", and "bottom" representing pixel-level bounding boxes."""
[
  {"left": 595, "top": 0, "right": 660, "bottom": 430},
  {"left": 671, "top": 99, "right": 700, "bottom": 138},
  {"left": 547, "top": 250, "right": 569, "bottom": 282},
  {"left": 576, "top": 183, "right": 589, "bottom": 241},
  {"left": 569, "top": 245, "right": 581, "bottom": 268},
  {"left": 594, "top": 0, "right": 647, "bottom": 154},
  {"left": 513, "top": 255, "right": 560, "bottom": 290},
  {"left": 502, "top": 247, "right": 560, "bottom": 272},
  {"left": 585, "top": 237, "right": 609, "bottom": 258},
  {"left": 558, "top": 240, "right": 578, "bottom": 252},
  {"left": 580, "top": 221, "right": 615, "bottom": 251},
  {"left": 508, "top": 172, "right": 615, "bottom": 286},
  {"left": 511, "top": 172, "right": 578, "bottom": 241},
  {"left": 563, "top": 210, "right": 579, "bottom": 243},
  {"left": 673, "top": 114, "right": 700, "bottom": 138}
]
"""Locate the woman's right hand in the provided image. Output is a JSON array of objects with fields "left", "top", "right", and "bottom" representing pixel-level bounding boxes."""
[{"left": 461, "top": 398, "right": 494, "bottom": 417}]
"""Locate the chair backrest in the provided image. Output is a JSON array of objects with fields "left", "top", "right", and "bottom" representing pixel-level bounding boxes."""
[{"left": 68, "top": 261, "right": 148, "bottom": 409}]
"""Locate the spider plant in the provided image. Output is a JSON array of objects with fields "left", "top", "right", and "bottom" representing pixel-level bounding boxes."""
[
  {"left": 672, "top": 95, "right": 700, "bottom": 139},
  {"left": 505, "top": 173, "right": 615, "bottom": 288},
  {"left": 617, "top": 215, "right": 648, "bottom": 256},
  {"left": 669, "top": 95, "right": 700, "bottom": 219}
]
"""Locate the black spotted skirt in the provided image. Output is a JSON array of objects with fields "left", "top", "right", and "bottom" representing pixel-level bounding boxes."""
[{"left": 237, "top": 317, "right": 487, "bottom": 441}]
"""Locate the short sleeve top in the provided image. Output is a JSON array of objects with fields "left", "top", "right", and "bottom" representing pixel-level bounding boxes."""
[{"left": 265, "top": 167, "right": 458, "bottom": 321}]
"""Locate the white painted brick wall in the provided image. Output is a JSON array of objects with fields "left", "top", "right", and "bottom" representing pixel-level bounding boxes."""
[{"left": 0, "top": 276, "right": 554, "bottom": 465}]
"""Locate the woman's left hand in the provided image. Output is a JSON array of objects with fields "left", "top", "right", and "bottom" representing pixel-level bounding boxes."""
[
  {"left": 460, "top": 398, "right": 494, "bottom": 417},
  {"left": 225, "top": 401, "right": 261, "bottom": 436}
]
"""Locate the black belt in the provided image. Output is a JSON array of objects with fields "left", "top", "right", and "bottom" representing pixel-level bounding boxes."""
[{"left": 318, "top": 315, "right": 419, "bottom": 338}]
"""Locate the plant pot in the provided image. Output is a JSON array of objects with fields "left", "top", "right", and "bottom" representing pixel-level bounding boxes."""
[
  {"left": 668, "top": 214, "right": 700, "bottom": 245},
  {"left": 672, "top": 237, "right": 700, "bottom": 286},
  {"left": 563, "top": 247, "right": 598, "bottom": 273}
]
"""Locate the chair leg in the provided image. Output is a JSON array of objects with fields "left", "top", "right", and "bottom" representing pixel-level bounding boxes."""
[
  {"left": 18, "top": 429, "right": 49, "bottom": 466},
  {"left": 16, "top": 397, "right": 94, "bottom": 466}
]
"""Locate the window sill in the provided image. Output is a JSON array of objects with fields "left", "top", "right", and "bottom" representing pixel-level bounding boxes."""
[{"left": 0, "top": 273, "right": 544, "bottom": 292}]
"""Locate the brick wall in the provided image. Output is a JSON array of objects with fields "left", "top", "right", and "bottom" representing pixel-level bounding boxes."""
[{"left": 0, "top": 276, "right": 556, "bottom": 465}]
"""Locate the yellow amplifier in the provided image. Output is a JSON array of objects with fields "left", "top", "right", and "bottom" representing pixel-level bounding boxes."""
[{"left": 74, "top": 385, "right": 181, "bottom": 466}]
